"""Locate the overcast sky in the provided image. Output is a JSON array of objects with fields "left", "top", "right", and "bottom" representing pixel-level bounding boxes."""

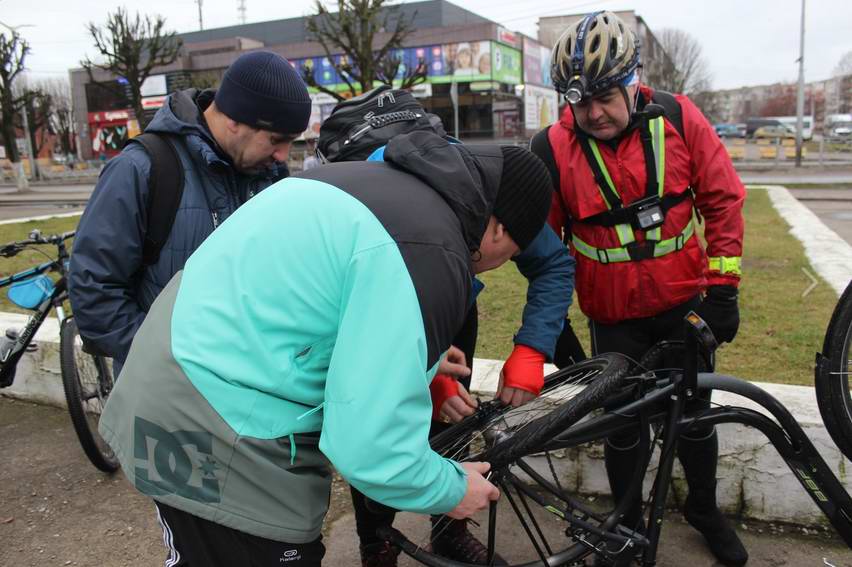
[{"left": 3, "top": 0, "right": 850, "bottom": 90}]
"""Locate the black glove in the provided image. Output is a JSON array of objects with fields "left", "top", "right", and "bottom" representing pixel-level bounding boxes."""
[
  {"left": 553, "top": 317, "right": 588, "bottom": 369},
  {"left": 696, "top": 285, "right": 740, "bottom": 344}
]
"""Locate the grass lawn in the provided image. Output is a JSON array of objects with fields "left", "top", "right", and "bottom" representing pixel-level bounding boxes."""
[
  {"left": 0, "top": 215, "right": 81, "bottom": 314},
  {"left": 0, "top": 190, "right": 839, "bottom": 386},
  {"left": 476, "top": 188, "right": 838, "bottom": 386}
]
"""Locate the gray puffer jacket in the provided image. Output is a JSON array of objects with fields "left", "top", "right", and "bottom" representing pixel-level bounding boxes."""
[{"left": 69, "top": 89, "right": 287, "bottom": 370}]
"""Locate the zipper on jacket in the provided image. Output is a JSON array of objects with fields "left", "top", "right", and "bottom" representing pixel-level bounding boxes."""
[{"left": 211, "top": 211, "right": 219, "bottom": 229}]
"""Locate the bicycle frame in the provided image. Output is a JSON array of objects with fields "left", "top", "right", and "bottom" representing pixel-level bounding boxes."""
[
  {"left": 0, "top": 234, "right": 72, "bottom": 388},
  {"left": 379, "top": 313, "right": 852, "bottom": 566},
  {"left": 0, "top": 276, "right": 68, "bottom": 387},
  {"left": 543, "top": 319, "right": 852, "bottom": 564}
]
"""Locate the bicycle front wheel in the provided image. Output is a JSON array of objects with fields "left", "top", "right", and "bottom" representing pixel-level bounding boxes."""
[
  {"left": 816, "top": 280, "right": 852, "bottom": 460},
  {"left": 392, "top": 354, "right": 636, "bottom": 567},
  {"left": 59, "top": 316, "right": 119, "bottom": 473}
]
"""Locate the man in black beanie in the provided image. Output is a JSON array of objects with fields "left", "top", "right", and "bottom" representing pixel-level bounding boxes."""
[{"left": 70, "top": 50, "right": 312, "bottom": 373}]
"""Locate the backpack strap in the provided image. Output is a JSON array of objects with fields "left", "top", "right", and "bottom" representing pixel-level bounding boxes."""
[
  {"left": 125, "top": 133, "right": 184, "bottom": 266},
  {"left": 651, "top": 90, "right": 685, "bottom": 141},
  {"left": 530, "top": 126, "right": 562, "bottom": 190},
  {"left": 530, "top": 126, "right": 572, "bottom": 244}
]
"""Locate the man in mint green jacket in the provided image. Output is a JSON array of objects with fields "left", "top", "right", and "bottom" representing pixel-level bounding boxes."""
[{"left": 99, "top": 132, "right": 556, "bottom": 565}]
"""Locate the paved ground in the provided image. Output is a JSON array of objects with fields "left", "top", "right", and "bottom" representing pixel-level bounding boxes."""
[
  {"left": 2, "top": 398, "right": 851, "bottom": 566},
  {"left": 0, "top": 184, "right": 91, "bottom": 221}
]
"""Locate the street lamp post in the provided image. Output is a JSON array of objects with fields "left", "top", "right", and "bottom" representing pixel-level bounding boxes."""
[{"left": 795, "top": 0, "right": 806, "bottom": 167}]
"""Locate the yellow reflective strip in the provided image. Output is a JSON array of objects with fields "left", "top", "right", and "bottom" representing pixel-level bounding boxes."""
[
  {"left": 588, "top": 139, "right": 619, "bottom": 207},
  {"left": 615, "top": 223, "right": 635, "bottom": 246},
  {"left": 571, "top": 234, "right": 631, "bottom": 263},
  {"left": 574, "top": 221, "right": 695, "bottom": 264},
  {"left": 647, "top": 227, "right": 661, "bottom": 241},
  {"left": 708, "top": 256, "right": 742, "bottom": 276},
  {"left": 653, "top": 220, "right": 695, "bottom": 257},
  {"left": 651, "top": 117, "right": 666, "bottom": 198}
]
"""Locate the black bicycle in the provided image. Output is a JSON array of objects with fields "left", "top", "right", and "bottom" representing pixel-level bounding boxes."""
[
  {"left": 0, "top": 229, "right": 118, "bottom": 473},
  {"left": 379, "top": 311, "right": 852, "bottom": 566}
]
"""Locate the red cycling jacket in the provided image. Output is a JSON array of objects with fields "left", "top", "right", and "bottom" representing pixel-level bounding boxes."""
[{"left": 544, "top": 85, "right": 745, "bottom": 324}]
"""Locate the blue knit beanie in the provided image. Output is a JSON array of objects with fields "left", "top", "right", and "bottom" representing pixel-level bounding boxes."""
[{"left": 215, "top": 51, "right": 312, "bottom": 134}]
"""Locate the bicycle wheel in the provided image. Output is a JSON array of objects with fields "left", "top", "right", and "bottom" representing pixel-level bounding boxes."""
[
  {"left": 391, "top": 353, "right": 641, "bottom": 567},
  {"left": 59, "top": 316, "right": 119, "bottom": 473},
  {"left": 816, "top": 280, "right": 852, "bottom": 460}
]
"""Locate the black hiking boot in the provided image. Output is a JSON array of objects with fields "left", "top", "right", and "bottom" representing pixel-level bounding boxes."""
[
  {"left": 431, "top": 518, "right": 507, "bottom": 565},
  {"left": 359, "top": 540, "right": 401, "bottom": 567}
]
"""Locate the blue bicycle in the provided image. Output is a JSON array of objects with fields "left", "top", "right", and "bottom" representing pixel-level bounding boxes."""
[{"left": 0, "top": 229, "right": 117, "bottom": 472}]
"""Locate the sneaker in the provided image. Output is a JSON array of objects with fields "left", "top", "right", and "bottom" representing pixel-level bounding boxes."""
[
  {"left": 360, "top": 540, "right": 401, "bottom": 567},
  {"left": 431, "top": 521, "right": 507, "bottom": 565}
]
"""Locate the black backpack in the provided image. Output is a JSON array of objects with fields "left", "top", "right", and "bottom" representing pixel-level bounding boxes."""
[
  {"left": 317, "top": 85, "right": 447, "bottom": 163},
  {"left": 124, "top": 133, "right": 185, "bottom": 266}
]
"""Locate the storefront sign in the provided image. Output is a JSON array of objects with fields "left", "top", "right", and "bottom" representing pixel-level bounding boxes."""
[
  {"left": 293, "top": 40, "right": 521, "bottom": 91},
  {"left": 141, "top": 74, "right": 168, "bottom": 97},
  {"left": 142, "top": 95, "right": 167, "bottom": 110}
]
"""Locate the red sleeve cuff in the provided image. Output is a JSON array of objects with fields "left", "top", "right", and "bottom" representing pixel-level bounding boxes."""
[{"left": 430, "top": 373, "right": 458, "bottom": 421}]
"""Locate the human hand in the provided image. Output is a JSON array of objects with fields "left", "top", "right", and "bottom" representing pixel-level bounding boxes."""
[
  {"left": 497, "top": 345, "right": 545, "bottom": 407},
  {"left": 439, "top": 381, "right": 478, "bottom": 423},
  {"left": 438, "top": 345, "right": 471, "bottom": 379},
  {"left": 695, "top": 285, "right": 740, "bottom": 344},
  {"left": 446, "top": 461, "right": 500, "bottom": 519}
]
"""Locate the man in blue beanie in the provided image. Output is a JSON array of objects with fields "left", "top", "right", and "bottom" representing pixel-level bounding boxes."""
[{"left": 70, "top": 51, "right": 312, "bottom": 373}]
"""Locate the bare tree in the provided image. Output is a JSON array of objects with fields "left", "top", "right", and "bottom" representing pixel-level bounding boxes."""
[
  {"left": 304, "top": 0, "right": 427, "bottom": 101},
  {"left": 834, "top": 50, "right": 852, "bottom": 78},
  {"left": 648, "top": 28, "right": 712, "bottom": 95},
  {"left": 81, "top": 8, "right": 182, "bottom": 129},
  {"left": 41, "top": 78, "right": 76, "bottom": 159},
  {"left": 0, "top": 27, "right": 29, "bottom": 162}
]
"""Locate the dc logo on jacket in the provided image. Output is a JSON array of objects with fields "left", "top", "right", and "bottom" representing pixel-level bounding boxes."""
[{"left": 133, "top": 417, "right": 221, "bottom": 503}]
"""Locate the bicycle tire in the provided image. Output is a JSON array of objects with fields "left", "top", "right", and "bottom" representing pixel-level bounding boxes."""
[
  {"left": 485, "top": 353, "right": 630, "bottom": 468},
  {"left": 429, "top": 354, "right": 630, "bottom": 462},
  {"left": 816, "top": 280, "right": 852, "bottom": 460},
  {"left": 59, "top": 316, "right": 119, "bottom": 473}
]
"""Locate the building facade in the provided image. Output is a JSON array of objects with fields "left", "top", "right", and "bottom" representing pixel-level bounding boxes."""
[{"left": 71, "top": 1, "right": 567, "bottom": 159}]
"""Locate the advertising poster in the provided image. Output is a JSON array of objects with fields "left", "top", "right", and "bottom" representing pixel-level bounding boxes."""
[
  {"left": 524, "top": 84, "right": 559, "bottom": 132},
  {"left": 523, "top": 37, "right": 553, "bottom": 87},
  {"left": 491, "top": 43, "right": 522, "bottom": 85}
]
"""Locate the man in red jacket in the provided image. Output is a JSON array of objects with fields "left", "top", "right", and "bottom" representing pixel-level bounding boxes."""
[{"left": 531, "top": 11, "right": 747, "bottom": 567}]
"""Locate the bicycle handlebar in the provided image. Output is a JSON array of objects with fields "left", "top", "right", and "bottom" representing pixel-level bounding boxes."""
[{"left": 0, "top": 230, "right": 76, "bottom": 257}]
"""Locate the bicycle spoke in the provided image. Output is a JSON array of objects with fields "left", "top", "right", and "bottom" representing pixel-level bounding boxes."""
[
  {"left": 498, "top": 478, "right": 551, "bottom": 564},
  {"left": 510, "top": 475, "right": 554, "bottom": 556}
]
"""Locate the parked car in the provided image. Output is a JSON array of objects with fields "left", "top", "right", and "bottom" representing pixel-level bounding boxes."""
[
  {"left": 714, "top": 123, "right": 740, "bottom": 138},
  {"left": 746, "top": 118, "right": 784, "bottom": 137},
  {"left": 754, "top": 125, "right": 795, "bottom": 139}
]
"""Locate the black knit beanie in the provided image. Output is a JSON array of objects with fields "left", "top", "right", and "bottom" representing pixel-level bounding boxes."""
[
  {"left": 215, "top": 51, "right": 312, "bottom": 134},
  {"left": 493, "top": 146, "right": 553, "bottom": 250}
]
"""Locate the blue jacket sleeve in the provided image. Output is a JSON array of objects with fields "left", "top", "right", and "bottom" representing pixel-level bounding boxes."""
[
  {"left": 68, "top": 148, "right": 151, "bottom": 365},
  {"left": 511, "top": 224, "right": 575, "bottom": 360}
]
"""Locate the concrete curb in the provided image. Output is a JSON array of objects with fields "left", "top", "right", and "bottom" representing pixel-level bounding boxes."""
[{"left": 754, "top": 184, "right": 852, "bottom": 295}]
